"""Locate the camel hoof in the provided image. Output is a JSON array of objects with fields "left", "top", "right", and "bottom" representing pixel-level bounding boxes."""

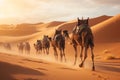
[
  {"left": 92, "top": 66, "right": 95, "bottom": 71},
  {"left": 79, "top": 63, "right": 83, "bottom": 67}
]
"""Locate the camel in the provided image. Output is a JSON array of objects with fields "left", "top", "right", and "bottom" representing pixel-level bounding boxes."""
[
  {"left": 3, "top": 43, "right": 11, "bottom": 50},
  {"left": 49, "top": 30, "right": 66, "bottom": 62},
  {"left": 34, "top": 40, "right": 42, "bottom": 54},
  {"left": 17, "top": 42, "right": 24, "bottom": 53},
  {"left": 42, "top": 35, "right": 50, "bottom": 55},
  {"left": 63, "top": 17, "right": 95, "bottom": 71},
  {"left": 24, "top": 42, "right": 31, "bottom": 54}
]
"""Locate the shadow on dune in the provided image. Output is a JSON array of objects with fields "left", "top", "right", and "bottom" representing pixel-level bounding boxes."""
[
  {"left": 0, "top": 61, "right": 45, "bottom": 80},
  {"left": 96, "top": 64, "right": 120, "bottom": 73},
  {"left": 59, "top": 67, "right": 77, "bottom": 71},
  {"left": 24, "top": 78, "right": 40, "bottom": 80},
  {"left": 96, "top": 62, "right": 120, "bottom": 67},
  {"left": 22, "top": 59, "right": 49, "bottom": 64},
  {"left": 36, "top": 68, "right": 48, "bottom": 71}
]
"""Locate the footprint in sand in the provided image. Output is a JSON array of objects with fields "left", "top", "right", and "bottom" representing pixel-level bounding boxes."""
[
  {"left": 97, "top": 75, "right": 109, "bottom": 80},
  {"left": 92, "top": 73, "right": 109, "bottom": 80}
]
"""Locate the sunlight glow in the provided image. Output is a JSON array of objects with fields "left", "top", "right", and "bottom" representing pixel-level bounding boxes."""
[
  {"left": 0, "top": 0, "right": 4, "bottom": 5},
  {"left": 0, "top": 0, "right": 119, "bottom": 24}
]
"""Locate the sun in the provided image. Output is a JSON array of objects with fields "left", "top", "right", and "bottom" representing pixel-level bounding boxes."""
[
  {"left": 0, "top": 0, "right": 4, "bottom": 5},
  {"left": 0, "top": 0, "right": 5, "bottom": 18}
]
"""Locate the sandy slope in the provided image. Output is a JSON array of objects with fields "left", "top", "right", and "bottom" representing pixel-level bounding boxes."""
[
  {"left": 92, "top": 14, "right": 120, "bottom": 43},
  {"left": 36, "top": 21, "right": 65, "bottom": 30},
  {"left": 58, "top": 15, "right": 111, "bottom": 33},
  {"left": 0, "top": 15, "right": 120, "bottom": 80},
  {"left": 90, "top": 14, "right": 120, "bottom": 60},
  {"left": 0, "top": 21, "right": 61, "bottom": 42},
  {"left": 0, "top": 23, "right": 39, "bottom": 36},
  {"left": 0, "top": 52, "right": 120, "bottom": 80},
  {"left": 89, "top": 15, "right": 112, "bottom": 26},
  {"left": 0, "top": 21, "right": 63, "bottom": 36}
]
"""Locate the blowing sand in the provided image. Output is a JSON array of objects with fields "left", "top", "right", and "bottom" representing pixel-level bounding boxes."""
[{"left": 0, "top": 14, "right": 120, "bottom": 80}]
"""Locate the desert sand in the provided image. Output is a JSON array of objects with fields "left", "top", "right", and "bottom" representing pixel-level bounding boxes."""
[{"left": 0, "top": 14, "right": 120, "bottom": 80}]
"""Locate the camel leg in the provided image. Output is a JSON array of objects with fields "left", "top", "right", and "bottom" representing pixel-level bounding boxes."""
[
  {"left": 21, "top": 49, "right": 23, "bottom": 54},
  {"left": 62, "top": 48, "right": 66, "bottom": 62},
  {"left": 47, "top": 48, "right": 49, "bottom": 55},
  {"left": 80, "top": 46, "right": 83, "bottom": 61},
  {"left": 73, "top": 44, "right": 77, "bottom": 65},
  {"left": 79, "top": 47, "right": 88, "bottom": 67},
  {"left": 29, "top": 50, "right": 31, "bottom": 54},
  {"left": 53, "top": 47, "right": 58, "bottom": 60},
  {"left": 36, "top": 49, "right": 37, "bottom": 54},
  {"left": 28, "top": 50, "right": 30, "bottom": 54},
  {"left": 40, "top": 49, "right": 42, "bottom": 54},
  {"left": 91, "top": 47, "right": 95, "bottom": 71},
  {"left": 46, "top": 48, "right": 48, "bottom": 55},
  {"left": 60, "top": 49, "right": 63, "bottom": 62},
  {"left": 45, "top": 49, "right": 47, "bottom": 55},
  {"left": 43, "top": 48, "right": 45, "bottom": 54},
  {"left": 81, "top": 32, "right": 87, "bottom": 46},
  {"left": 36, "top": 48, "right": 39, "bottom": 54},
  {"left": 38, "top": 49, "right": 40, "bottom": 54}
]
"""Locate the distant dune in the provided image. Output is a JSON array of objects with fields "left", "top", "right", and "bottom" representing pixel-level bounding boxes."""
[
  {"left": 0, "top": 24, "right": 15, "bottom": 29},
  {"left": 58, "top": 15, "right": 111, "bottom": 33},
  {"left": 36, "top": 21, "right": 65, "bottom": 29},
  {"left": 0, "top": 23, "right": 40, "bottom": 36},
  {"left": 89, "top": 15, "right": 112, "bottom": 26},
  {"left": 92, "top": 14, "right": 120, "bottom": 43}
]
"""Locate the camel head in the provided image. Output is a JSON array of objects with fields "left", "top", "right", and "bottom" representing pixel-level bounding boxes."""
[
  {"left": 81, "top": 17, "right": 89, "bottom": 26},
  {"left": 43, "top": 35, "right": 48, "bottom": 38},
  {"left": 77, "top": 17, "right": 82, "bottom": 26},
  {"left": 63, "top": 30, "right": 69, "bottom": 39},
  {"left": 48, "top": 37, "right": 52, "bottom": 41},
  {"left": 55, "top": 29, "right": 62, "bottom": 35},
  {"left": 77, "top": 17, "right": 90, "bottom": 26}
]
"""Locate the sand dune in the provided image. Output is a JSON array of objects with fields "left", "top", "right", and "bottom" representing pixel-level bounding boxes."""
[
  {"left": 92, "top": 14, "right": 120, "bottom": 43},
  {"left": 0, "top": 32, "right": 41, "bottom": 43},
  {"left": 0, "top": 52, "right": 120, "bottom": 80},
  {"left": 0, "top": 23, "right": 39, "bottom": 36},
  {"left": 89, "top": 14, "right": 120, "bottom": 60},
  {"left": 0, "top": 14, "right": 120, "bottom": 80},
  {"left": 36, "top": 21, "right": 65, "bottom": 30},
  {"left": 58, "top": 15, "right": 111, "bottom": 33},
  {"left": 0, "top": 24, "right": 15, "bottom": 30},
  {"left": 0, "top": 29, "right": 39, "bottom": 36},
  {"left": 89, "top": 15, "right": 112, "bottom": 26},
  {"left": 0, "top": 23, "right": 58, "bottom": 43}
]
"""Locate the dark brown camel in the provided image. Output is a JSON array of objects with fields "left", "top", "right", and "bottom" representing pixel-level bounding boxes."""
[
  {"left": 3, "top": 43, "right": 11, "bottom": 50},
  {"left": 34, "top": 40, "right": 42, "bottom": 54},
  {"left": 49, "top": 30, "right": 66, "bottom": 62},
  {"left": 17, "top": 42, "right": 24, "bottom": 53},
  {"left": 63, "top": 17, "right": 95, "bottom": 71},
  {"left": 24, "top": 42, "right": 31, "bottom": 54},
  {"left": 42, "top": 35, "right": 50, "bottom": 55}
]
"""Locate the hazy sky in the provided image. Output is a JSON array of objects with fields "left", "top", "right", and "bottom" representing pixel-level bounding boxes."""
[{"left": 0, "top": 0, "right": 120, "bottom": 24}]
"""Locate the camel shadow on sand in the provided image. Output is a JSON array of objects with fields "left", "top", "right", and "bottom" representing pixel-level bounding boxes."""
[
  {"left": 0, "top": 61, "right": 45, "bottom": 80},
  {"left": 22, "top": 58, "right": 49, "bottom": 64}
]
